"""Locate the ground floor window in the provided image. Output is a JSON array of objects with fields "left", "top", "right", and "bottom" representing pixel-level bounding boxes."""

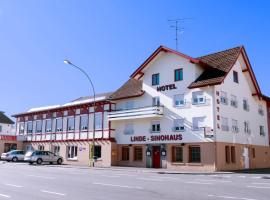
[
  {"left": 189, "top": 146, "right": 201, "bottom": 163},
  {"left": 38, "top": 145, "right": 45, "bottom": 151},
  {"left": 4, "top": 143, "right": 17, "bottom": 153},
  {"left": 67, "top": 146, "right": 78, "bottom": 160},
  {"left": 53, "top": 145, "right": 60, "bottom": 155},
  {"left": 225, "top": 146, "right": 230, "bottom": 163},
  {"left": 134, "top": 146, "right": 143, "bottom": 161},
  {"left": 231, "top": 146, "right": 236, "bottom": 163},
  {"left": 94, "top": 146, "right": 101, "bottom": 159},
  {"left": 251, "top": 148, "right": 255, "bottom": 158},
  {"left": 172, "top": 146, "right": 183, "bottom": 162},
  {"left": 122, "top": 146, "right": 129, "bottom": 161}
]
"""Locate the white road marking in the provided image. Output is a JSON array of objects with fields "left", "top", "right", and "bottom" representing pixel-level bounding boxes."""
[
  {"left": 92, "top": 182, "right": 142, "bottom": 190},
  {"left": 194, "top": 179, "right": 232, "bottom": 183},
  {"left": 26, "top": 175, "right": 55, "bottom": 179},
  {"left": 208, "top": 194, "right": 257, "bottom": 200},
  {"left": 4, "top": 183, "right": 23, "bottom": 188},
  {"left": 115, "top": 173, "right": 137, "bottom": 177},
  {"left": 101, "top": 175, "right": 120, "bottom": 178},
  {"left": 136, "top": 178, "right": 163, "bottom": 182},
  {"left": 186, "top": 181, "right": 213, "bottom": 185},
  {"left": 237, "top": 176, "right": 246, "bottom": 178},
  {"left": 41, "top": 190, "right": 66, "bottom": 196},
  {"left": 252, "top": 182, "right": 270, "bottom": 185},
  {"left": 251, "top": 177, "right": 261, "bottom": 179},
  {"left": 0, "top": 193, "right": 10, "bottom": 198},
  {"left": 247, "top": 185, "right": 270, "bottom": 189},
  {"left": 150, "top": 176, "right": 178, "bottom": 180}
]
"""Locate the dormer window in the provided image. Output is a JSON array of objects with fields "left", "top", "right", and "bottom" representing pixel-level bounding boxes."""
[
  {"left": 174, "top": 68, "right": 183, "bottom": 82},
  {"left": 152, "top": 73, "right": 160, "bottom": 86},
  {"left": 233, "top": 71, "right": 239, "bottom": 83}
]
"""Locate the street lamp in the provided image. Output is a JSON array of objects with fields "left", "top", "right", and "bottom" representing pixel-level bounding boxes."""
[{"left": 64, "top": 59, "right": 96, "bottom": 167}]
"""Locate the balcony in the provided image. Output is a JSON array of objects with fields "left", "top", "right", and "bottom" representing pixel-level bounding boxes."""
[{"left": 108, "top": 106, "right": 164, "bottom": 121}]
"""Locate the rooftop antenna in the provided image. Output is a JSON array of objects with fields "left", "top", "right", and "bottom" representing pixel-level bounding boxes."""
[{"left": 168, "top": 18, "right": 192, "bottom": 51}]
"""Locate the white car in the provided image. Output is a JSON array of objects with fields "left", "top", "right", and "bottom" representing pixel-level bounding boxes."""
[
  {"left": 1, "top": 150, "right": 25, "bottom": 162},
  {"left": 24, "top": 150, "right": 63, "bottom": 165}
]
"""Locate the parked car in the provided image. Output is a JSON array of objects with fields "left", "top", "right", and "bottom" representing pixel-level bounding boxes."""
[
  {"left": 24, "top": 150, "right": 63, "bottom": 165},
  {"left": 1, "top": 150, "right": 25, "bottom": 162}
]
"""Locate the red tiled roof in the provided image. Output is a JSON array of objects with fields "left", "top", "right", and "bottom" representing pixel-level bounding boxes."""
[{"left": 109, "top": 78, "right": 144, "bottom": 100}]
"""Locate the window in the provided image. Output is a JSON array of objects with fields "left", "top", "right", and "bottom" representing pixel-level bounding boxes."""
[
  {"left": 221, "top": 117, "right": 229, "bottom": 131},
  {"left": 220, "top": 91, "right": 228, "bottom": 105},
  {"left": 172, "top": 146, "right": 183, "bottom": 162},
  {"left": 38, "top": 145, "right": 44, "bottom": 151},
  {"left": 231, "top": 146, "right": 236, "bottom": 163},
  {"left": 67, "top": 117, "right": 75, "bottom": 132},
  {"left": 260, "top": 126, "right": 265, "bottom": 136},
  {"left": 192, "top": 117, "right": 205, "bottom": 131},
  {"left": 80, "top": 115, "right": 88, "bottom": 131},
  {"left": 243, "top": 99, "right": 249, "bottom": 111},
  {"left": 67, "top": 146, "right": 78, "bottom": 160},
  {"left": 124, "top": 123, "right": 134, "bottom": 135},
  {"left": 152, "top": 97, "right": 160, "bottom": 106},
  {"left": 225, "top": 146, "right": 230, "bottom": 163},
  {"left": 94, "top": 146, "right": 101, "bottom": 159},
  {"left": 151, "top": 121, "right": 160, "bottom": 133},
  {"left": 124, "top": 101, "right": 134, "bottom": 110},
  {"left": 189, "top": 146, "right": 201, "bottom": 163},
  {"left": 27, "top": 121, "right": 33, "bottom": 134},
  {"left": 174, "top": 94, "right": 185, "bottom": 107},
  {"left": 134, "top": 146, "right": 143, "bottom": 161},
  {"left": 56, "top": 118, "right": 63, "bottom": 132},
  {"left": 173, "top": 119, "right": 185, "bottom": 132},
  {"left": 35, "top": 121, "right": 42, "bottom": 133},
  {"left": 0, "top": 125, "right": 2, "bottom": 133},
  {"left": 174, "top": 68, "right": 183, "bottom": 81},
  {"left": 231, "top": 95, "right": 238, "bottom": 108},
  {"left": 95, "top": 112, "right": 102, "bottom": 130},
  {"left": 244, "top": 121, "right": 250, "bottom": 134},
  {"left": 53, "top": 145, "right": 60, "bottom": 155},
  {"left": 45, "top": 119, "right": 52, "bottom": 132},
  {"left": 258, "top": 105, "right": 264, "bottom": 116},
  {"left": 152, "top": 73, "right": 160, "bottom": 86},
  {"left": 192, "top": 91, "right": 206, "bottom": 105},
  {"left": 19, "top": 123, "right": 25, "bottom": 134},
  {"left": 233, "top": 71, "right": 239, "bottom": 83},
  {"left": 122, "top": 146, "right": 129, "bottom": 161},
  {"left": 232, "top": 119, "right": 239, "bottom": 133}
]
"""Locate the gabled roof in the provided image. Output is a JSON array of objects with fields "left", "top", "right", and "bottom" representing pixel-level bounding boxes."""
[
  {"left": 109, "top": 78, "right": 144, "bottom": 100},
  {"left": 0, "top": 112, "right": 14, "bottom": 124},
  {"left": 130, "top": 45, "right": 200, "bottom": 79}
]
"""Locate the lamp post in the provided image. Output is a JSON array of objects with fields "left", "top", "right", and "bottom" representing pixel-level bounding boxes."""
[{"left": 63, "top": 59, "right": 96, "bottom": 167}]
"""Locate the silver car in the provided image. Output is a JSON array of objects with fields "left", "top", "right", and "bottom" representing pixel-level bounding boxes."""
[
  {"left": 24, "top": 150, "right": 63, "bottom": 165},
  {"left": 1, "top": 150, "right": 25, "bottom": 162}
]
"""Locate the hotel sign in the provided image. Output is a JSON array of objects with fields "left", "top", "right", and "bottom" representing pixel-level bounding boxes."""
[
  {"left": 130, "top": 134, "right": 182, "bottom": 143},
  {"left": 157, "top": 84, "right": 177, "bottom": 92}
]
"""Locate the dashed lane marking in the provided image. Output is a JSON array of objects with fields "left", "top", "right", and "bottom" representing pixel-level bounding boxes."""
[
  {"left": 92, "top": 182, "right": 142, "bottom": 190},
  {"left": 4, "top": 183, "right": 23, "bottom": 188},
  {"left": 194, "top": 179, "right": 232, "bottom": 183},
  {"left": 186, "top": 181, "right": 213, "bottom": 185},
  {"left": 247, "top": 185, "right": 270, "bottom": 189},
  {"left": 136, "top": 178, "right": 163, "bottom": 182},
  {"left": 0, "top": 193, "right": 10, "bottom": 198},
  {"left": 41, "top": 190, "right": 66, "bottom": 196},
  {"left": 26, "top": 175, "right": 55, "bottom": 179},
  {"left": 208, "top": 194, "right": 258, "bottom": 200}
]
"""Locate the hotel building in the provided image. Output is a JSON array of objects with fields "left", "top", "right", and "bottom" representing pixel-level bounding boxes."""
[{"left": 13, "top": 45, "right": 270, "bottom": 171}]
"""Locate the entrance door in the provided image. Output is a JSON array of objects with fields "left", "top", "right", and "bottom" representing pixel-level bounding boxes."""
[
  {"left": 152, "top": 146, "right": 161, "bottom": 168},
  {"left": 243, "top": 147, "right": 250, "bottom": 169}
]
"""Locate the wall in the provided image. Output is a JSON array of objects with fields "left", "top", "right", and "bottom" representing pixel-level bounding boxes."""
[{"left": 0, "top": 123, "right": 15, "bottom": 135}]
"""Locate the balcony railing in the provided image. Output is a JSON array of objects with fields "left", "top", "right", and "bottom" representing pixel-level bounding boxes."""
[{"left": 108, "top": 106, "right": 164, "bottom": 121}]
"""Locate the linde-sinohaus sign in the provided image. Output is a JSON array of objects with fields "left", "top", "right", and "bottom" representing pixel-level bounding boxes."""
[{"left": 130, "top": 134, "right": 182, "bottom": 143}]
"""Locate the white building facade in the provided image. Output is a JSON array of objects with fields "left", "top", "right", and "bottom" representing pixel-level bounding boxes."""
[{"left": 13, "top": 45, "right": 270, "bottom": 171}]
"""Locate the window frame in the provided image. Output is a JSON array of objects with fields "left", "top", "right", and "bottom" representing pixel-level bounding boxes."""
[
  {"left": 152, "top": 73, "right": 160, "bottom": 86},
  {"left": 134, "top": 146, "right": 143, "bottom": 161},
  {"left": 233, "top": 71, "right": 239, "bottom": 83},
  {"left": 174, "top": 68, "right": 183, "bottom": 82},
  {"left": 67, "top": 116, "right": 75, "bottom": 132},
  {"left": 172, "top": 146, "right": 183, "bottom": 163},
  {"left": 67, "top": 146, "right": 78, "bottom": 160},
  {"left": 189, "top": 146, "right": 201, "bottom": 163},
  {"left": 122, "top": 146, "right": 130, "bottom": 161}
]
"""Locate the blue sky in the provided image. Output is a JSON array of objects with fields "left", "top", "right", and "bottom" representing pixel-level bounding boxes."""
[{"left": 1, "top": 0, "right": 270, "bottom": 118}]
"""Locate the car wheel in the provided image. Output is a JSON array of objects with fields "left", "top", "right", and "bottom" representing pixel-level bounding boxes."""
[
  {"left": 12, "top": 157, "right": 18, "bottom": 162},
  {"left": 36, "top": 158, "right": 43, "bottom": 165},
  {"left": 57, "top": 158, "right": 63, "bottom": 165}
]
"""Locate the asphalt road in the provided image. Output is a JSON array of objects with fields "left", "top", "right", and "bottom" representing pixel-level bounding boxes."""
[{"left": 0, "top": 162, "right": 270, "bottom": 200}]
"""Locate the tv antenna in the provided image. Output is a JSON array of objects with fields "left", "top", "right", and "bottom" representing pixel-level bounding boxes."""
[{"left": 168, "top": 18, "right": 192, "bottom": 51}]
